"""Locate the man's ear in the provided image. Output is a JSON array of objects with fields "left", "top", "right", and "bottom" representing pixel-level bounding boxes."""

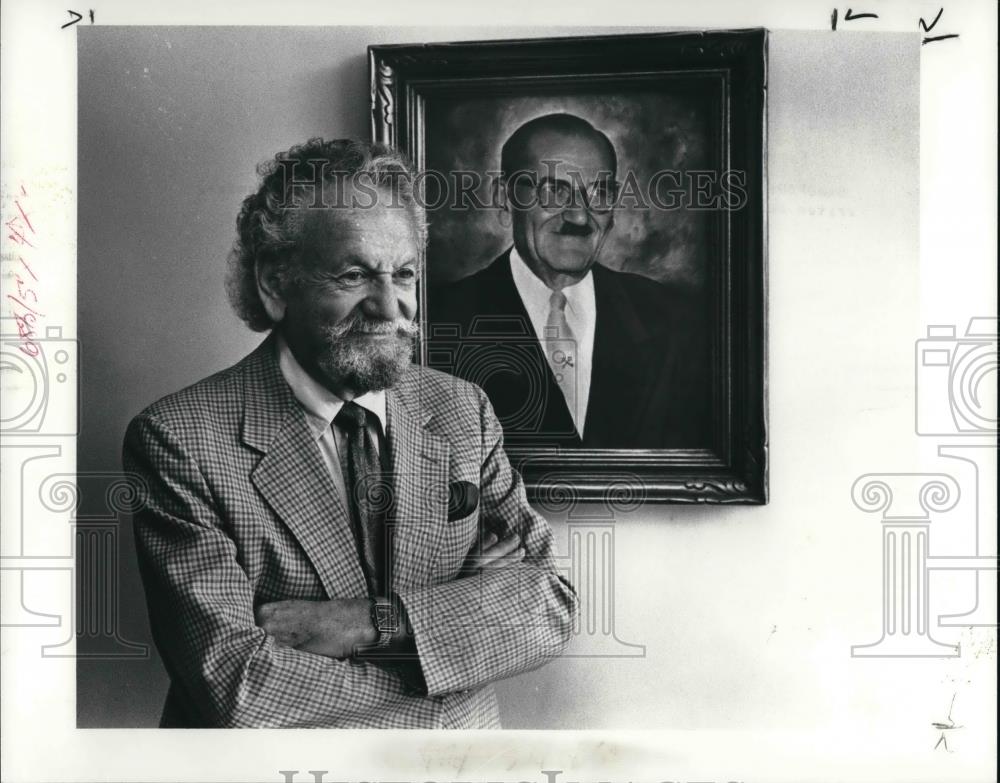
[
  {"left": 494, "top": 178, "right": 512, "bottom": 229},
  {"left": 255, "top": 258, "right": 288, "bottom": 323}
]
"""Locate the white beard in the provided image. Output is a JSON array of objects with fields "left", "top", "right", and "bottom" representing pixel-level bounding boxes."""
[{"left": 317, "top": 315, "right": 419, "bottom": 393}]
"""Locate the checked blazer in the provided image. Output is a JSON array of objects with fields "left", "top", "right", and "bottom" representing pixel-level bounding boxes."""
[{"left": 123, "top": 334, "right": 577, "bottom": 728}]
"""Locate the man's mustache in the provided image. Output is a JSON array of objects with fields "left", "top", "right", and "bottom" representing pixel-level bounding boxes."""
[
  {"left": 556, "top": 221, "right": 594, "bottom": 237},
  {"left": 324, "top": 314, "right": 419, "bottom": 342}
]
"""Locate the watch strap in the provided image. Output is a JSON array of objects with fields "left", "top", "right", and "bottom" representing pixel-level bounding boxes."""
[{"left": 369, "top": 598, "right": 397, "bottom": 649}]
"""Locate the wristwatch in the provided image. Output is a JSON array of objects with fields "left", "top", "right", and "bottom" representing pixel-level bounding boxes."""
[{"left": 369, "top": 598, "right": 398, "bottom": 649}]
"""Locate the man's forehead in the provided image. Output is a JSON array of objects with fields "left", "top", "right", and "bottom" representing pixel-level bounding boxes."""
[
  {"left": 516, "top": 128, "right": 616, "bottom": 174},
  {"left": 298, "top": 198, "right": 416, "bottom": 239},
  {"left": 296, "top": 201, "right": 420, "bottom": 268}
]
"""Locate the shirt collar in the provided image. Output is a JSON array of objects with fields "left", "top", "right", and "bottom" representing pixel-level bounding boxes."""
[
  {"left": 275, "top": 333, "right": 387, "bottom": 440},
  {"left": 509, "top": 245, "right": 595, "bottom": 317}
]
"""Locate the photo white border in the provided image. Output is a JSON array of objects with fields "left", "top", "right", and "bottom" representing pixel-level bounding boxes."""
[{"left": 1, "top": 1, "right": 995, "bottom": 782}]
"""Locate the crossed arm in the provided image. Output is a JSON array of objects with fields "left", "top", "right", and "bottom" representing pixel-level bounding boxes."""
[
  {"left": 125, "top": 397, "right": 576, "bottom": 727},
  {"left": 255, "top": 531, "right": 527, "bottom": 660}
]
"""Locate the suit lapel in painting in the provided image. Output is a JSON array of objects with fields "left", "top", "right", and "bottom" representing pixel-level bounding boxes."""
[{"left": 585, "top": 266, "right": 661, "bottom": 445}]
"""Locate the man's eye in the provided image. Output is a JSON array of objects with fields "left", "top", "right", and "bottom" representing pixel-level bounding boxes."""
[
  {"left": 394, "top": 267, "right": 417, "bottom": 282},
  {"left": 338, "top": 270, "right": 368, "bottom": 284},
  {"left": 538, "top": 179, "right": 572, "bottom": 206}
]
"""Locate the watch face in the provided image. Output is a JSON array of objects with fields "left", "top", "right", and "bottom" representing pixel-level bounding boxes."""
[{"left": 374, "top": 604, "right": 397, "bottom": 631}]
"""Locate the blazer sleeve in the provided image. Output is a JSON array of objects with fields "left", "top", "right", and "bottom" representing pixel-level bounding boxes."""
[
  {"left": 394, "top": 389, "right": 579, "bottom": 696},
  {"left": 124, "top": 412, "right": 427, "bottom": 728}
]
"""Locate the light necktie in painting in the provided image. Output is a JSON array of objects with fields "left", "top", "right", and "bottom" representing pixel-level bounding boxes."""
[{"left": 544, "top": 289, "right": 579, "bottom": 433}]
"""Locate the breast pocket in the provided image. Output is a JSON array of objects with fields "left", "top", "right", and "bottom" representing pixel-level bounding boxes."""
[{"left": 432, "top": 474, "right": 482, "bottom": 577}]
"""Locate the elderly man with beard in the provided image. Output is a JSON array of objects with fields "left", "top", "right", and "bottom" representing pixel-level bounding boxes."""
[{"left": 123, "top": 138, "right": 576, "bottom": 729}]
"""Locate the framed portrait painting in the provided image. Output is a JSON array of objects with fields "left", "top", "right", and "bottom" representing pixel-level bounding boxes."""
[{"left": 370, "top": 30, "right": 767, "bottom": 504}]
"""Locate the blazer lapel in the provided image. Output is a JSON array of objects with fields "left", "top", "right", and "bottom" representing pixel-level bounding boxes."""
[
  {"left": 486, "top": 251, "right": 579, "bottom": 445},
  {"left": 242, "top": 337, "right": 369, "bottom": 599},
  {"left": 384, "top": 380, "right": 450, "bottom": 592}
]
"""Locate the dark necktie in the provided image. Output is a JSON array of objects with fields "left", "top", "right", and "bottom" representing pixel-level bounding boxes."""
[{"left": 334, "top": 401, "right": 386, "bottom": 597}]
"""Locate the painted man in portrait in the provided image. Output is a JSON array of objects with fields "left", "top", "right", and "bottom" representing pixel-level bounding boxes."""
[{"left": 429, "top": 113, "right": 710, "bottom": 449}]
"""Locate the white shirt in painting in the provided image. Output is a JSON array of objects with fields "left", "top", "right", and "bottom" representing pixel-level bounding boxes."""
[{"left": 508, "top": 246, "right": 596, "bottom": 436}]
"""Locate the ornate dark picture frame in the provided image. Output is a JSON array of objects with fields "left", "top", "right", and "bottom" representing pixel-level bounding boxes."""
[{"left": 370, "top": 30, "right": 767, "bottom": 504}]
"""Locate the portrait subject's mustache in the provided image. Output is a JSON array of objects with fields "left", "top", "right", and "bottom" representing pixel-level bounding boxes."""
[{"left": 556, "top": 221, "right": 594, "bottom": 237}]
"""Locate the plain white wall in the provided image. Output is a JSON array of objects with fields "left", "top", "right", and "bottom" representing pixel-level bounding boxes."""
[{"left": 77, "top": 26, "right": 967, "bottom": 734}]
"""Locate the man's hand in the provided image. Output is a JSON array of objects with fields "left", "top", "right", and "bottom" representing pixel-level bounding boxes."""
[
  {"left": 255, "top": 598, "right": 376, "bottom": 659},
  {"left": 461, "top": 530, "right": 524, "bottom": 575},
  {"left": 256, "top": 531, "right": 524, "bottom": 659}
]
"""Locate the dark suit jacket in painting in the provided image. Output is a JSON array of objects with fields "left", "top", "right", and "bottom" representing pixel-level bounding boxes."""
[
  {"left": 123, "top": 334, "right": 576, "bottom": 729},
  {"left": 427, "top": 250, "right": 711, "bottom": 449}
]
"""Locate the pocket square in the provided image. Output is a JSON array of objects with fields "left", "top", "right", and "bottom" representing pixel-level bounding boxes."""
[{"left": 447, "top": 481, "right": 479, "bottom": 521}]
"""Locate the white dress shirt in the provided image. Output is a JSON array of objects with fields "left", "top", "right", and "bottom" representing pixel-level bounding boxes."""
[
  {"left": 275, "top": 333, "right": 387, "bottom": 502},
  {"left": 508, "top": 246, "right": 596, "bottom": 436}
]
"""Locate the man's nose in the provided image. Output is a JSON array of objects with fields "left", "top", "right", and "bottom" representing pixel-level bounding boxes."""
[
  {"left": 363, "top": 275, "right": 399, "bottom": 320},
  {"left": 561, "top": 205, "right": 591, "bottom": 226}
]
